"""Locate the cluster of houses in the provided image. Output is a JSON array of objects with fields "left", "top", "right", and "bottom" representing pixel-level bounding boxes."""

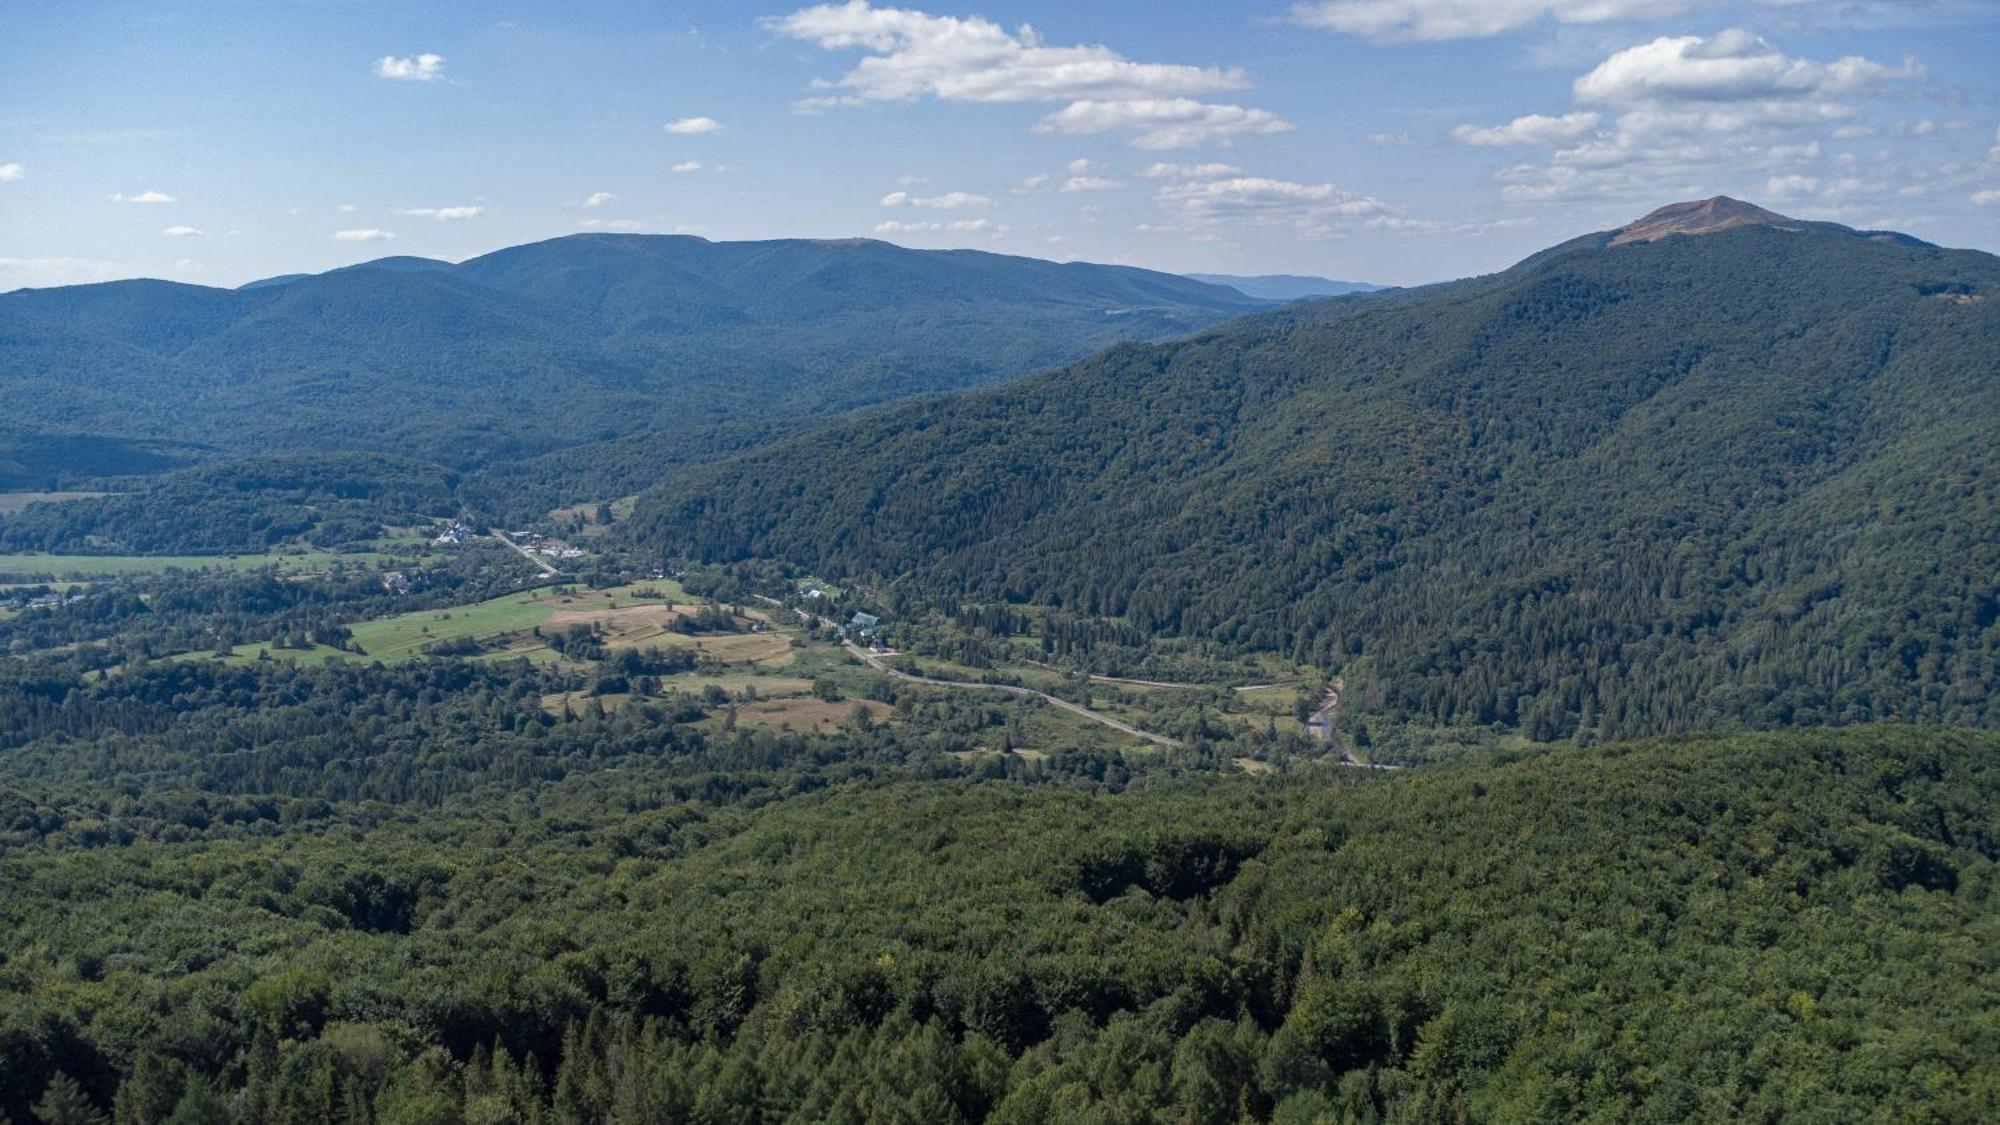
[
  {"left": 434, "top": 520, "right": 590, "bottom": 562},
  {"left": 786, "top": 581, "right": 886, "bottom": 649},
  {"left": 380, "top": 571, "right": 412, "bottom": 595},
  {"left": 4, "top": 588, "right": 87, "bottom": 612},
  {"left": 841, "top": 612, "right": 885, "bottom": 650},
  {"left": 512, "top": 531, "right": 587, "bottom": 561}
]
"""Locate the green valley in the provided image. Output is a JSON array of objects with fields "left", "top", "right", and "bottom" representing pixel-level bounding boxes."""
[{"left": 1, "top": 195, "right": 1995, "bottom": 1125}]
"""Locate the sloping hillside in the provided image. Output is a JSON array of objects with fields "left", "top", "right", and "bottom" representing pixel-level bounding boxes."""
[{"left": 633, "top": 202, "right": 2000, "bottom": 739}]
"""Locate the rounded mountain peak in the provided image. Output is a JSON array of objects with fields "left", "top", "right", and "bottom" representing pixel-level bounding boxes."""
[{"left": 1610, "top": 196, "right": 1801, "bottom": 246}]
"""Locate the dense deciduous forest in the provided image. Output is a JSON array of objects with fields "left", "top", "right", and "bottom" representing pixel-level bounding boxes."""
[
  {"left": 634, "top": 223, "right": 2000, "bottom": 742},
  {"left": 0, "top": 456, "right": 464, "bottom": 555},
  {"left": 1, "top": 723, "right": 1993, "bottom": 1122}
]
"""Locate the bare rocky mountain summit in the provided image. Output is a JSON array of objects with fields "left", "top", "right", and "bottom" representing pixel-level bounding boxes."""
[{"left": 1610, "top": 196, "right": 1802, "bottom": 246}]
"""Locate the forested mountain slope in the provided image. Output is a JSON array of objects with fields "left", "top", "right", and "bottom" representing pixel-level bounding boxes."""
[
  {"left": 0, "top": 235, "right": 1265, "bottom": 472},
  {"left": 633, "top": 202, "right": 2000, "bottom": 741}
]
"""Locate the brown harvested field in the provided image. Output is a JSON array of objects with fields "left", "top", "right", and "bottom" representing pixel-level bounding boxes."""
[
  {"left": 547, "top": 601, "right": 685, "bottom": 648},
  {"left": 541, "top": 673, "right": 816, "bottom": 718},
  {"left": 949, "top": 747, "right": 1050, "bottom": 763},
  {"left": 663, "top": 630, "right": 797, "bottom": 667},
  {"left": 0, "top": 491, "right": 110, "bottom": 514},
  {"left": 538, "top": 597, "right": 788, "bottom": 662},
  {"left": 731, "top": 697, "right": 891, "bottom": 734},
  {"left": 539, "top": 690, "right": 638, "bottom": 715},
  {"left": 1235, "top": 684, "right": 1305, "bottom": 708},
  {"left": 659, "top": 673, "right": 813, "bottom": 697}
]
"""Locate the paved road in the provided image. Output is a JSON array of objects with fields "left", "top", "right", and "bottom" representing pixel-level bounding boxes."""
[
  {"left": 774, "top": 597, "right": 1393, "bottom": 768},
  {"left": 845, "top": 642, "right": 1184, "bottom": 748},
  {"left": 492, "top": 530, "right": 559, "bottom": 577}
]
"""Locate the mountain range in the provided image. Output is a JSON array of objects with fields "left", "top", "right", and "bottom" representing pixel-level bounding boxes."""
[
  {"left": 0, "top": 235, "right": 1267, "bottom": 483},
  {"left": 631, "top": 199, "right": 2000, "bottom": 741},
  {"left": 1183, "top": 273, "right": 1386, "bottom": 301}
]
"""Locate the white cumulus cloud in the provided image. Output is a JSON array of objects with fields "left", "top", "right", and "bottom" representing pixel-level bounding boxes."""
[
  {"left": 1573, "top": 29, "right": 1918, "bottom": 106},
  {"left": 162, "top": 225, "right": 203, "bottom": 237},
  {"left": 1291, "top": 1, "right": 1870, "bottom": 43},
  {"left": 765, "top": 2, "right": 1287, "bottom": 148},
  {"left": 1365, "top": 214, "right": 1540, "bottom": 236},
  {"left": 1154, "top": 171, "right": 1388, "bottom": 239},
  {"left": 671, "top": 160, "right": 705, "bottom": 173},
  {"left": 1470, "top": 30, "right": 1924, "bottom": 213},
  {"left": 874, "top": 218, "right": 993, "bottom": 233},
  {"left": 1451, "top": 112, "right": 1600, "bottom": 147},
  {"left": 0, "top": 163, "right": 22, "bottom": 182},
  {"left": 878, "top": 189, "right": 993, "bottom": 209},
  {"left": 1973, "top": 189, "right": 2000, "bottom": 206},
  {"left": 794, "top": 94, "right": 867, "bottom": 114},
  {"left": 767, "top": 2, "right": 1245, "bottom": 102},
  {"left": 332, "top": 228, "right": 396, "bottom": 242},
  {"left": 664, "top": 116, "right": 724, "bottom": 135},
  {"left": 1059, "top": 158, "right": 1123, "bottom": 192},
  {"left": 1143, "top": 162, "right": 1243, "bottom": 179},
  {"left": 376, "top": 53, "right": 444, "bottom": 81},
  {"left": 112, "top": 191, "right": 176, "bottom": 204},
  {"left": 583, "top": 192, "right": 616, "bottom": 208},
  {"left": 1034, "top": 98, "right": 1293, "bottom": 149},
  {"left": 395, "top": 205, "right": 483, "bottom": 220}
]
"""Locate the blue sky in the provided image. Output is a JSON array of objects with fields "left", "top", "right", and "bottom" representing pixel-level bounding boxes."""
[{"left": 3, "top": 1, "right": 1998, "bottom": 290}]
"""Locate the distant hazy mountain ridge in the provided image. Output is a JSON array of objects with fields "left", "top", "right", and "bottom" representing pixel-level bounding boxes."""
[
  {"left": 1183, "top": 273, "right": 1385, "bottom": 300},
  {"left": 0, "top": 235, "right": 1268, "bottom": 477}
]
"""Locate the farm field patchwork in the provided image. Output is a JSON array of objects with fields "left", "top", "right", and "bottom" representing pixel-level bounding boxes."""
[{"left": 182, "top": 579, "right": 798, "bottom": 670}]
